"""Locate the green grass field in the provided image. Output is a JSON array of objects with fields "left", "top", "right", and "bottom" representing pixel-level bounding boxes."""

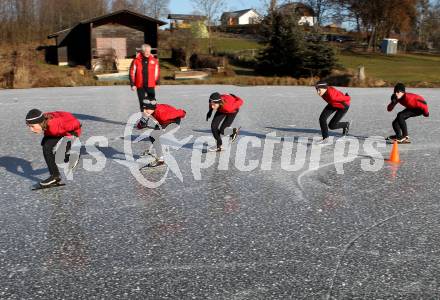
[
  {"left": 337, "top": 51, "right": 440, "bottom": 85},
  {"left": 208, "top": 38, "right": 440, "bottom": 85},
  {"left": 159, "top": 35, "right": 440, "bottom": 86},
  {"left": 200, "top": 37, "right": 264, "bottom": 53}
]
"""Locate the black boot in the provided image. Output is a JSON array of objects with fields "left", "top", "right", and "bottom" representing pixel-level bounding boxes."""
[
  {"left": 40, "top": 175, "right": 61, "bottom": 186},
  {"left": 146, "top": 158, "right": 165, "bottom": 168},
  {"left": 343, "top": 121, "right": 352, "bottom": 136},
  {"left": 230, "top": 127, "right": 240, "bottom": 143}
]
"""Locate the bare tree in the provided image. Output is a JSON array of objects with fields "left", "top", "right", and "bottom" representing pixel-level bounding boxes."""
[
  {"left": 109, "top": 0, "right": 169, "bottom": 17},
  {"left": 0, "top": 0, "right": 109, "bottom": 43},
  {"left": 111, "top": 0, "right": 131, "bottom": 11},
  {"left": 422, "top": 0, "right": 440, "bottom": 49},
  {"left": 145, "top": 0, "right": 170, "bottom": 19},
  {"left": 333, "top": 0, "right": 417, "bottom": 51},
  {"left": 416, "top": 0, "right": 430, "bottom": 43},
  {"left": 192, "top": 0, "right": 227, "bottom": 54},
  {"left": 269, "top": 0, "right": 277, "bottom": 12}
]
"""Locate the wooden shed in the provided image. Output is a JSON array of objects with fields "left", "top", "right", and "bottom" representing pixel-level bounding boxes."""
[{"left": 47, "top": 10, "right": 166, "bottom": 72}]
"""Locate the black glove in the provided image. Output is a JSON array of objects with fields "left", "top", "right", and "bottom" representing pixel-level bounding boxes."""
[
  {"left": 391, "top": 94, "right": 398, "bottom": 103},
  {"left": 206, "top": 109, "right": 213, "bottom": 121}
]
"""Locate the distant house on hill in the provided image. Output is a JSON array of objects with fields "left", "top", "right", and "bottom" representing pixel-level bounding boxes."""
[
  {"left": 279, "top": 2, "right": 317, "bottom": 26},
  {"left": 324, "top": 23, "right": 346, "bottom": 33},
  {"left": 221, "top": 9, "right": 262, "bottom": 26},
  {"left": 168, "top": 14, "right": 207, "bottom": 31},
  {"left": 46, "top": 10, "right": 166, "bottom": 72}
]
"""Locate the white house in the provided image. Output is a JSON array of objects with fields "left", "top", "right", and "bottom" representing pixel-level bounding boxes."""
[
  {"left": 279, "top": 2, "right": 317, "bottom": 26},
  {"left": 221, "top": 9, "right": 262, "bottom": 26}
]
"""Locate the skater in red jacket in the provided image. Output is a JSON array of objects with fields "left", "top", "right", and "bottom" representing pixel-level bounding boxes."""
[
  {"left": 142, "top": 98, "right": 186, "bottom": 167},
  {"left": 206, "top": 92, "right": 243, "bottom": 152},
  {"left": 26, "top": 109, "right": 82, "bottom": 187},
  {"left": 387, "top": 83, "right": 429, "bottom": 144},
  {"left": 315, "top": 81, "right": 351, "bottom": 143}
]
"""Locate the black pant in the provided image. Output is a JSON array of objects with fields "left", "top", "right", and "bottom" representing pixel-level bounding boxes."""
[
  {"left": 41, "top": 136, "right": 71, "bottom": 177},
  {"left": 136, "top": 87, "right": 156, "bottom": 111},
  {"left": 149, "top": 119, "right": 181, "bottom": 159},
  {"left": 319, "top": 104, "right": 349, "bottom": 139},
  {"left": 392, "top": 108, "right": 423, "bottom": 138},
  {"left": 211, "top": 111, "right": 237, "bottom": 147}
]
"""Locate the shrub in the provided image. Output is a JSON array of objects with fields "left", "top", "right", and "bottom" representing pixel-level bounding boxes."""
[
  {"left": 189, "top": 53, "right": 225, "bottom": 69},
  {"left": 220, "top": 52, "right": 257, "bottom": 68},
  {"left": 171, "top": 48, "right": 186, "bottom": 67}
]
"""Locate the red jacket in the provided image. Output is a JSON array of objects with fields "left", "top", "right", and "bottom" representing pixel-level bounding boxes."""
[
  {"left": 129, "top": 53, "right": 160, "bottom": 88},
  {"left": 387, "top": 92, "right": 429, "bottom": 117},
  {"left": 44, "top": 112, "right": 82, "bottom": 137},
  {"left": 321, "top": 86, "right": 351, "bottom": 109},
  {"left": 152, "top": 104, "right": 186, "bottom": 126},
  {"left": 218, "top": 94, "right": 244, "bottom": 114}
]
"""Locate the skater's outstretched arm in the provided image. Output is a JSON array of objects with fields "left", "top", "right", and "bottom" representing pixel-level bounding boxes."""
[
  {"left": 387, "top": 94, "right": 398, "bottom": 112},
  {"left": 206, "top": 108, "right": 213, "bottom": 121}
]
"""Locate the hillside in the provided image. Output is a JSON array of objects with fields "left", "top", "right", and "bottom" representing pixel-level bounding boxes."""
[{"left": 1, "top": 38, "right": 440, "bottom": 89}]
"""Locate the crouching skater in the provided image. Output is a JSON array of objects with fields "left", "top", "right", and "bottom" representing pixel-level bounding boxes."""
[
  {"left": 206, "top": 92, "right": 243, "bottom": 152},
  {"left": 386, "top": 83, "right": 429, "bottom": 144},
  {"left": 25, "top": 109, "right": 81, "bottom": 187},
  {"left": 142, "top": 98, "right": 186, "bottom": 167},
  {"left": 315, "top": 81, "right": 351, "bottom": 144}
]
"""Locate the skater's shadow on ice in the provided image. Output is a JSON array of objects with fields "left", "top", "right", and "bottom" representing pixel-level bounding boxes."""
[
  {"left": 95, "top": 146, "right": 141, "bottom": 160},
  {"left": 266, "top": 127, "right": 327, "bottom": 135},
  {"left": 0, "top": 156, "right": 46, "bottom": 182},
  {"left": 73, "top": 113, "right": 127, "bottom": 126},
  {"left": 266, "top": 127, "right": 375, "bottom": 141},
  {"left": 114, "top": 135, "right": 149, "bottom": 142},
  {"left": 192, "top": 129, "right": 269, "bottom": 140}
]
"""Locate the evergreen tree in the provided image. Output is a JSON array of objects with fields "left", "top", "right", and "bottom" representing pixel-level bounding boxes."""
[
  {"left": 256, "top": 9, "right": 336, "bottom": 78},
  {"left": 302, "top": 36, "right": 336, "bottom": 77}
]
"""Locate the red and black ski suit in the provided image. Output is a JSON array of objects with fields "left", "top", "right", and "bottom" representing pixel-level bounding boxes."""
[
  {"left": 319, "top": 86, "right": 351, "bottom": 139},
  {"left": 42, "top": 112, "right": 82, "bottom": 177},
  {"left": 149, "top": 104, "right": 186, "bottom": 159},
  {"left": 209, "top": 94, "right": 244, "bottom": 147},
  {"left": 151, "top": 104, "right": 186, "bottom": 127},
  {"left": 387, "top": 92, "right": 429, "bottom": 138}
]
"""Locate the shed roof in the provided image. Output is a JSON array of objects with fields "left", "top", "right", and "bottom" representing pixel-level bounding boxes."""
[{"left": 48, "top": 10, "right": 166, "bottom": 39}]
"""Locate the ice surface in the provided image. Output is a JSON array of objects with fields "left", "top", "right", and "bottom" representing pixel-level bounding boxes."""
[{"left": 0, "top": 85, "right": 439, "bottom": 298}]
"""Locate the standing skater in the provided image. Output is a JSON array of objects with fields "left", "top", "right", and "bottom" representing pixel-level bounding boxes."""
[
  {"left": 142, "top": 98, "right": 186, "bottom": 167},
  {"left": 315, "top": 81, "right": 351, "bottom": 143},
  {"left": 25, "top": 109, "right": 82, "bottom": 187},
  {"left": 387, "top": 83, "right": 429, "bottom": 144},
  {"left": 129, "top": 44, "right": 160, "bottom": 128},
  {"left": 206, "top": 92, "right": 243, "bottom": 152}
]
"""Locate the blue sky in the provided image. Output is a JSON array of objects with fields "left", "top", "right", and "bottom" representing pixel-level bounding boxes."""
[
  {"left": 169, "top": 0, "right": 264, "bottom": 15},
  {"left": 169, "top": 0, "right": 438, "bottom": 15}
]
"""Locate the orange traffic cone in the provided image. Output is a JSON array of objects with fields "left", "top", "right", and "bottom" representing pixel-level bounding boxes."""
[{"left": 388, "top": 140, "right": 400, "bottom": 163}]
